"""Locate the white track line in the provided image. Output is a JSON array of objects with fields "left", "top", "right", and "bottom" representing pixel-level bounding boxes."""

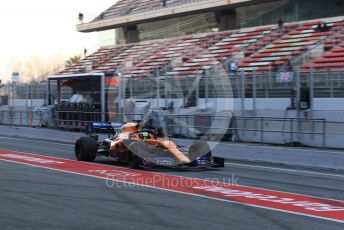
[
  {"left": 225, "top": 162, "right": 344, "bottom": 179},
  {"left": 218, "top": 142, "right": 344, "bottom": 155}
]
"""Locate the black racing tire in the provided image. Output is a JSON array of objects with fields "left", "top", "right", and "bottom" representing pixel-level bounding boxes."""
[
  {"left": 127, "top": 152, "right": 141, "bottom": 169},
  {"left": 75, "top": 137, "right": 97, "bottom": 161},
  {"left": 128, "top": 142, "right": 149, "bottom": 169},
  {"left": 188, "top": 140, "right": 212, "bottom": 161}
]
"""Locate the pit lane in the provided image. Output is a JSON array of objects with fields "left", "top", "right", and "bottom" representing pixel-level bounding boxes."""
[{"left": 0, "top": 136, "right": 343, "bottom": 230}]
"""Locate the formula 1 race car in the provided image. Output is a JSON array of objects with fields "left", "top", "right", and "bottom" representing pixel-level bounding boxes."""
[{"left": 75, "top": 122, "right": 224, "bottom": 169}]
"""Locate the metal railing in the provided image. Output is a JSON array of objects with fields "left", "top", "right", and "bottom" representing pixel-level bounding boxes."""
[
  {"left": 0, "top": 106, "right": 339, "bottom": 148},
  {"left": 114, "top": 69, "right": 344, "bottom": 102},
  {"left": 0, "top": 83, "right": 72, "bottom": 102},
  {"left": 0, "top": 110, "right": 45, "bottom": 127},
  {"left": 50, "top": 111, "right": 344, "bottom": 148},
  {"left": 163, "top": 114, "right": 328, "bottom": 145}
]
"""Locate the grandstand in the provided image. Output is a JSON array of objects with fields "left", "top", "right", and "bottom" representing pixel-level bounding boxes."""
[
  {"left": 62, "top": 16, "right": 344, "bottom": 76},
  {"left": 64, "top": 0, "right": 344, "bottom": 75}
]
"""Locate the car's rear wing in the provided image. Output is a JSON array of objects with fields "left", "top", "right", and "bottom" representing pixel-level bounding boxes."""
[{"left": 86, "top": 122, "right": 124, "bottom": 135}]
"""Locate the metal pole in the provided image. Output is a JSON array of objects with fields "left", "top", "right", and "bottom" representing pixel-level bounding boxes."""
[
  {"left": 156, "top": 70, "right": 160, "bottom": 108},
  {"left": 117, "top": 74, "right": 122, "bottom": 116},
  {"left": 240, "top": 69, "right": 245, "bottom": 116},
  {"left": 322, "top": 119, "right": 326, "bottom": 148},
  {"left": 196, "top": 73, "right": 199, "bottom": 108},
  {"left": 296, "top": 69, "right": 300, "bottom": 109},
  {"left": 260, "top": 117, "right": 264, "bottom": 143},
  {"left": 25, "top": 84, "right": 29, "bottom": 111},
  {"left": 330, "top": 70, "right": 334, "bottom": 98},
  {"left": 130, "top": 76, "right": 133, "bottom": 98},
  {"left": 30, "top": 84, "right": 33, "bottom": 108},
  {"left": 165, "top": 74, "right": 168, "bottom": 108},
  {"left": 11, "top": 83, "right": 14, "bottom": 127},
  {"left": 290, "top": 119, "right": 294, "bottom": 145},
  {"left": 205, "top": 69, "right": 209, "bottom": 107},
  {"left": 296, "top": 67, "right": 301, "bottom": 141},
  {"left": 57, "top": 80, "right": 61, "bottom": 104},
  {"left": 253, "top": 68, "right": 257, "bottom": 114},
  {"left": 11, "top": 83, "right": 14, "bottom": 108},
  {"left": 309, "top": 67, "right": 314, "bottom": 110},
  {"left": 268, "top": 68, "right": 272, "bottom": 88},
  {"left": 47, "top": 80, "right": 51, "bottom": 105},
  {"left": 100, "top": 73, "right": 106, "bottom": 122}
]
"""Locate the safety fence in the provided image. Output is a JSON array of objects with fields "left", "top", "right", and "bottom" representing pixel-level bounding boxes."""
[
  {"left": 1, "top": 70, "right": 343, "bottom": 108},
  {"left": 0, "top": 110, "right": 48, "bottom": 127},
  {"left": 92, "top": 69, "right": 344, "bottom": 115},
  {"left": 3, "top": 109, "right": 344, "bottom": 148},
  {"left": 0, "top": 82, "right": 72, "bottom": 104},
  {"left": 49, "top": 111, "right": 344, "bottom": 148}
]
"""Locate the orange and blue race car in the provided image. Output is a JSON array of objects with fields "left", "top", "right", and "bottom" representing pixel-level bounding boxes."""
[{"left": 75, "top": 121, "right": 224, "bottom": 169}]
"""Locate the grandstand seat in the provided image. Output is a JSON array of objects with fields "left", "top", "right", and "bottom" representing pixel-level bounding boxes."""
[
  {"left": 59, "top": 46, "right": 130, "bottom": 75},
  {"left": 303, "top": 42, "right": 344, "bottom": 71},
  {"left": 239, "top": 18, "right": 344, "bottom": 72},
  {"left": 168, "top": 26, "right": 277, "bottom": 76}
]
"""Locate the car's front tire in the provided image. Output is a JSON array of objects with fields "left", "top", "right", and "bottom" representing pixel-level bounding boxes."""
[
  {"left": 127, "top": 142, "right": 148, "bottom": 169},
  {"left": 188, "top": 140, "right": 212, "bottom": 161},
  {"left": 75, "top": 137, "right": 97, "bottom": 161}
]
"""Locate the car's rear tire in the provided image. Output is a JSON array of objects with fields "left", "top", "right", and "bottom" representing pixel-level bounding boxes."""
[{"left": 75, "top": 137, "right": 97, "bottom": 161}]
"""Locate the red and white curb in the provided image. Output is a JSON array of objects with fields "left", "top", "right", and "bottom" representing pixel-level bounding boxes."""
[{"left": 0, "top": 150, "right": 343, "bottom": 223}]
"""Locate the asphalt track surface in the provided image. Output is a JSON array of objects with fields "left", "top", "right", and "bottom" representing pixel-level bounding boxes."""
[{"left": 0, "top": 136, "right": 343, "bottom": 230}]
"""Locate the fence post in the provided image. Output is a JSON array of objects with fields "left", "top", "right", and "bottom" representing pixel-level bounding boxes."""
[
  {"left": 330, "top": 70, "right": 334, "bottom": 98},
  {"left": 196, "top": 73, "right": 199, "bottom": 108},
  {"left": 260, "top": 117, "right": 264, "bottom": 143},
  {"left": 47, "top": 80, "right": 51, "bottom": 105},
  {"left": 290, "top": 118, "right": 293, "bottom": 145},
  {"left": 117, "top": 74, "right": 122, "bottom": 117},
  {"left": 165, "top": 74, "right": 168, "bottom": 108},
  {"left": 25, "top": 85, "right": 29, "bottom": 111},
  {"left": 57, "top": 80, "right": 61, "bottom": 104},
  {"left": 130, "top": 75, "right": 133, "bottom": 98},
  {"left": 240, "top": 69, "right": 245, "bottom": 116},
  {"left": 205, "top": 69, "right": 209, "bottom": 107},
  {"left": 310, "top": 67, "right": 314, "bottom": 110},
  {"left": 296, "top": 66, "right": 301, "bottom": 141},
  {"left": 187, "top": 115, "right": 190, "bottom": 138},
  {"left": 253, "top": 68, "right": 257, "bottom": 115},
  {"left": 268, "top": 68, "right": 272, "bottom": 88},
  {"left": 10, "top": 108, "right": 13, "bottom": 127},
  {"left": 100, "top": 73, "right": 106, "bottom": 122},
  {"left": 322, "top": 119, "right": 326, "bottom": 148},
  {"left": 156, "top": 70, "right": 160, "bottom": 108}
]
